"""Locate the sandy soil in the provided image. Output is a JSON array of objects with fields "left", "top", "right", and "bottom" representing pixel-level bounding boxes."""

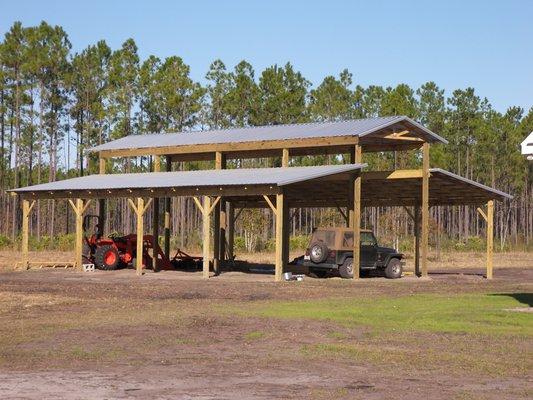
[{"left": 0, "top": 250, "right": 531, "bottom": 399}]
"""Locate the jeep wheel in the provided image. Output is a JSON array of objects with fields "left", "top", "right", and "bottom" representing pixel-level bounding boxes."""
[
  {"left": 385, "top": 258, "right": 402, "bottom": 279},
  {"left": 339, "top": 258, "right": 354, "bottom": 279},
  {"left": 309, "top": 242, "right": 328, "bottom": 263}
]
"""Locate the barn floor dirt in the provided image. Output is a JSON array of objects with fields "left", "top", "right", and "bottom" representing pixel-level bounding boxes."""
[{"left": 0, "top": 257, "right": 531, "bottom": 399}]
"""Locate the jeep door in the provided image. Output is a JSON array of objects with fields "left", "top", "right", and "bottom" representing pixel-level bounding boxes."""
[{"left": 360, "top": 232, "right": 378, "bottom": 268}]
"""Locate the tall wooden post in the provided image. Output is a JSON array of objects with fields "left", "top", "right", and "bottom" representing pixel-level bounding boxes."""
[
  {"left": 68, "top": 198, "right": 91, "bottom": 270},
  {"left": 127, "top": 197, "right": 151, "bottom": 276},
  {"left": 164, "top": 155, "right": 171, "bottom": 258},
  {"left": 98, "top": 155, "right": 106, "bottom": 238},
  {"left": 281, "top": 149, "right": 290, "bottom": 265},
  {"left": 348, "top": 147, "right": 355, "bottom": 227},
  {"left": 275, "top": 191, "right": 286, "bottom": 282},
  {"left": 414, "top": 204, "right": 421, "bottom": 277},
  {"left": 421, "top": 143, "right": 430, "bottom": 278},
  {"left": 486, "top": 200, "right": 494, "bottom": 279},
  {"left": 202, "top": 196, "right": 212, "bottom": 279},
  {"left": 352, "top": 145, "right": 362, "bottom": 279},
  {"left": 152, "top": 156, "right": 160, "bottom": 271},
  {"left": 75, "top": 198, "right": 83, "bottom": 270},
  {"left": 21, "top": 199, "right": 35, "bottom": 269},
  {"left": 213, "top": 151, "right": 226, "bottom": 275},
  {"left": 135, "top": 198, "right": 145, "bottom": 275},
  {"left": 227, "top": 202, "right": 234, "bottom": 260}
]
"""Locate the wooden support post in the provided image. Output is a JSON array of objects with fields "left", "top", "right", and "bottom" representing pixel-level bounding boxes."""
[
  {"left": 164, "top": 155, "right": 171, "bottom": 258},
  {"left": 193, "top": 195, "right": 220, "bottom": 279},
  {"left": 352, "top": 145, "right": 362, "bottom": 279},
  {"left": 152, "top": 198, "right": 159, "bottom": 271},
  {"left": 282, "top": 148, "right": 289, "bottom": 167},
  {"left": 213, "top": 151, "right": 226, "bottom": 274},
  {"left": 227, "top": 202, "right": 234, "bottom": 260},
  {"left": 486, "top": 200, "right": 494, "bottom": 279},
  {"left": 135, "top": 198, "right": 145, "bottom": 275},
  {"left": 275, "top": 191, "right": 285, "bottom": 282},
  {"left": 348, "top": 147, "right": 355, "bottom": 227},
  {"left": 421, "top": 143, "right": 430, "bottom": 278},
  {"left": 68, "top": 198, "right": 91, "bottom": 270},
  {"left": 98, "top": 154, "right": 106, "bottom": 238},
  {"left": 202, "top": 196, "right": 212, "bottom": 279},
  {"left": 414, "top": 205, "right": 421, "bottom": 277},
  {"left": 21, "top": 199, "right": 35, "bottom": 270},
  {"left": 127, "top": 198, "right": 152, "bottom": 276},
  {"left": 152, "top": 156, "right": 160, "bottom": 271}
]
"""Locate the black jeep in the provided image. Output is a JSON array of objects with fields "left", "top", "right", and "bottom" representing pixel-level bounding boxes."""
[{"left": 303, "top": 227, "right": 404, "bottom": 279}]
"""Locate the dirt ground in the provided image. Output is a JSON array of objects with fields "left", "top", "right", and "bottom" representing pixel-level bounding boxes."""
[{"left": 0, "top": 250, "right": 531, "bottom": 399}]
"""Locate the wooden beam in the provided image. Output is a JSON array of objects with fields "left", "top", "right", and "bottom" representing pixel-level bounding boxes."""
[
  {"left": 383, "top": 130, "right": 423, "bottom": 142},
  {"left": 282, "top": 148, "right": 289, "bottom": 167},
  {"left": 164, "top": 156, "right": 172, "bottom": 259},
  {"left": 202, "top": 196, "right": 211, "bottom": 279},
  {"left": 420, "top": 143, "right": 430, "bottom": 278},
  {"left": 363, "top": 170, "right": 424, "bottom": 180},
  {"left": 152, "top": 197, "right": 160, "bottom": 272},
  {"left": 74, "top": 198, "right": 84, "bottom": 270},
  {"left": 414, "top": 205, "right": 420, "bottom": 277},
  {"left": 213, "top": 152, "right": 225, "bottom": 273},
  {"left": 477, "top": 207, "right": 488, "bottom": 222},
  {"left": 352, "top": 145, "right": 362, "bottom": 280},
  {"left": 135, "top": 198, "right": 145, "bottom": 275},
  {"left": 263, "top": 195, "right": 277, "bottom": 215},
  {"left": 21, "top": 199, "right": 35, "bottom": 270},
  {"left": 227, "top": 202, "right": 235, "bottom": 260},
  {"left": 486, "top": 200, "right": 494, "bottom": 279},
  {"left": 98, "top": 155, "right": 106, "bottom": 238},
  {"left": 152, "top": 157, "right": 160, "bottom": 271},
  {"left": 348, "top": 147, "right": 355, "bottom": 227},
  {"left": 274, "top": 192, "right": 285, "bottom": 282},
  {"left": 98, "top": 135, "right": 359, "bottom": 159}
]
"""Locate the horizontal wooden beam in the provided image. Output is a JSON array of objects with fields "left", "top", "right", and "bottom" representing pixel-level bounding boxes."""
[
  {"left": 100, "top": 136, "right": 359, "bottom": 158},
  {"left": 363, "top": 170, "right": 424, "bottom": 180},
  {"left": 18, "top": 185, "right": 280, "bottom": 200}
]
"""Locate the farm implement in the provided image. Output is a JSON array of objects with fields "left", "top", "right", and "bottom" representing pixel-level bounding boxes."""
[{"left": 82, "top": 215, "right": 202, "bottom": 271}]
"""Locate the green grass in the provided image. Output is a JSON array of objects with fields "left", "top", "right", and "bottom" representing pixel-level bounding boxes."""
[
  {"left": 228, "top": 293, "right": 533, "bottom": 336},
  {"left": 244, "top": 330, "right": 265, "bottom": 340}
]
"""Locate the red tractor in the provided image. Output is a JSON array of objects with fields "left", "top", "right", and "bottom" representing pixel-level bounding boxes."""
[{"left": 82, "top": 215, "right": 202, "bottom": 271}]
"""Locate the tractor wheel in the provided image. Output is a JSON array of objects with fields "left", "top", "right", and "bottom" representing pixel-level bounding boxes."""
[
  {"left": 94, "top": 245, "right": 120, "bottom": 271},
  {"left": 385, "top": 258, "right": 402, "bottom": 279}
]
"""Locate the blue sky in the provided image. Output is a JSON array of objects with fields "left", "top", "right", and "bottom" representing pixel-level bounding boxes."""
[{"left": 1, "top": 0, "right": 532, "bottom": 113}]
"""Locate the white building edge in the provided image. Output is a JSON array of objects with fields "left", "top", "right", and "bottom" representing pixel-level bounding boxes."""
[{"left": 522, "top": 131, "right": 533, "bottom": 160}]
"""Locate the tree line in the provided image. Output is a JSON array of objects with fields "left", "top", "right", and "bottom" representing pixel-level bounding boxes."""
[{"left": 0, "top": 21, "right": 531, "bottom": 252}]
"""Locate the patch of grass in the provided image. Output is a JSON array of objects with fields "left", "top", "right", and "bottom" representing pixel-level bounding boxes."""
[
  {"left": 327, "top": 331, "right": 347, "bottom": 339},
  {"left": 244, "top": 330, "right": 265, "bottom": 340},
  {"left": 229, "top": 293, "right": 533, "bottom": 336}
]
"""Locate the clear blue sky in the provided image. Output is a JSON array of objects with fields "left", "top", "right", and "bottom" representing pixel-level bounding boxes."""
[{"left": 1, "top": 0, "right": 532, "bottom": 113}]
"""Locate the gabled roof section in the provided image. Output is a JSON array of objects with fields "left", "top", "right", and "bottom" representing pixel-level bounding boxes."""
[{"left": 88, "top": 116, "right": 447, "bottom": 156}]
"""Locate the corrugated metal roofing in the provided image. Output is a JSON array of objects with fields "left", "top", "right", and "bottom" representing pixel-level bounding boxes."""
[
  {"left": 429, "top": 168, "right": 512, "bottom": 200},
  {"left": 88, "top": 116, "right": 447, "bottom": 153},
  {"left": 11, "top": 164, "right": 365, "bottom": 194}
]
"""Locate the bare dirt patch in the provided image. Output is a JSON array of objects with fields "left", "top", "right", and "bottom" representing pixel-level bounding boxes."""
[{"left": 0, "top": 251, "right": 531, "bottom": 399}]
